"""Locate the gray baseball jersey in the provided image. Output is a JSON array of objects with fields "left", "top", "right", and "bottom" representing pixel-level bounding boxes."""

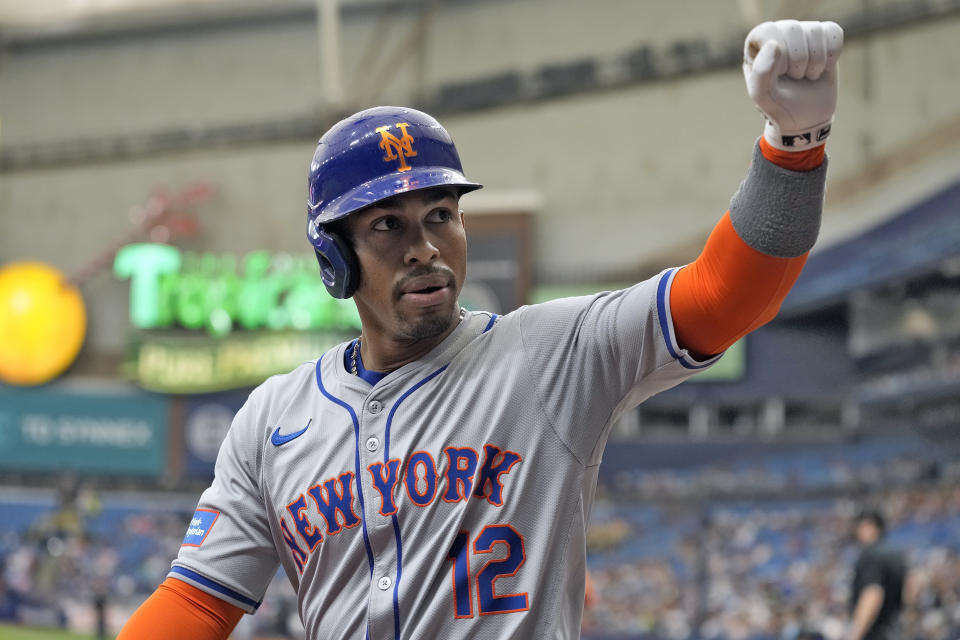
[{"left": 170, "top": 267, "right": 719, "bottom": 639}]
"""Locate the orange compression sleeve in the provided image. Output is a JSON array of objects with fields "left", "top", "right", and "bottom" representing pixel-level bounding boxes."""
[
  {"left": 669, "top": 142, "right": 824, "bottom": 359},
  {"left": 117, "top": 577, "right": 244, "bottom": 640},
  {"left": 670, "top": 213, "right": 807, "bottom": 358}
]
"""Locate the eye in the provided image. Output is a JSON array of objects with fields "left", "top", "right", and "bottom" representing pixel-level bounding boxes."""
[
  {"left": 426, "top": 208, "right": 453, "bottom": 223},
  {"left": 371, "top": 216, "right": 401, "bottom": 231}
]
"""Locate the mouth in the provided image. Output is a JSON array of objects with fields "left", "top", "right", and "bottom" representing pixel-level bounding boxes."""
[
  {"left": 410, "top": 283, "right": 444, "bottom": 294},
  {"left": 399, "top": 274, "right": 454, "bottom": 307}
]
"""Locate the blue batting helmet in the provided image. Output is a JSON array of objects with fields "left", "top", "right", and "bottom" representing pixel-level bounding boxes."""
[{"left": 306, "top": 106, "right": 482, "bottom": 298}]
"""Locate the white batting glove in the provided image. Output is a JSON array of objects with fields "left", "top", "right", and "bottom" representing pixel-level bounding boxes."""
[{"left": 743, "top": 20, "right": 844, "bottom": 151}]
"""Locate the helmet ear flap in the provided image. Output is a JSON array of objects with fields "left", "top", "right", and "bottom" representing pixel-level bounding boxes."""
[{"left": 309, "top": 223, "right": 360, "bottom": 299}]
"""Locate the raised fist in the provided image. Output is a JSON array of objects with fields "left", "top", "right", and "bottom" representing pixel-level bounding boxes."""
[{"left": 744, "top": 20, "right": 844, "bottom": 151}]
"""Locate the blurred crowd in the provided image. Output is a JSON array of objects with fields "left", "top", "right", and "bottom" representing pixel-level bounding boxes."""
[
  {"left": 583, "top": 450, "right": 960, "bottom": 640},
  {"left": 0, "top": 483, "right": 301, "bottom": 638},
  {"left": 601, "top": 445, "right": 953, "bottom": 502},
  {"left": 0, "top": 442, "right": 958, "bottom": 639}
]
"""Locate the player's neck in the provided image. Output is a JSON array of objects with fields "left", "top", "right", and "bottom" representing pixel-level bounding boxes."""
[{"left": 356, "top": 311, "right": 462, "bottom": 373}]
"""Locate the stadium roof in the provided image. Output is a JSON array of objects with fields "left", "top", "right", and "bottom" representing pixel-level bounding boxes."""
[{"left": 781, "top": 179, "right": 960, "bottom": 317}]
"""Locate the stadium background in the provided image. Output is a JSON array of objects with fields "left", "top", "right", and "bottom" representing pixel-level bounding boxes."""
[{"left": 1, "top": 0, "right": 959, "bottom": 638}]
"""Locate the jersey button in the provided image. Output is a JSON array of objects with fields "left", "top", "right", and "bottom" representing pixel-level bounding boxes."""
[
  {"left": 368, "top": 400, "right": 382, "bottom": 414},
  {"left": 365, "top": 437, "right": 380, "bottom": 452},
  {"left": 378, "top": 576, "right": 392, "bottom": 590}
]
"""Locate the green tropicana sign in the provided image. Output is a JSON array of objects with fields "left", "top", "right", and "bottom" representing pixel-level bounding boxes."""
[{"left": 113, "top": 243, "right": 361, "bottom": 336}]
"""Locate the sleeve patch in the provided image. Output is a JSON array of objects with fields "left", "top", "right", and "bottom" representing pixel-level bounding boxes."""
[{"left": 182, "top": 508, "right": 220, "bottom": 547}]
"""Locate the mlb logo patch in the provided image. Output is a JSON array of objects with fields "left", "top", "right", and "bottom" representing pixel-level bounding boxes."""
[{"left": 182, "top": 508, "right": 220, "bottom": 546}]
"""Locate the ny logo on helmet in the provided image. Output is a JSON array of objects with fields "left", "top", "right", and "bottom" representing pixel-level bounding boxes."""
[{"left": 376, "top": 123, "right": 417, "bottom": 172}]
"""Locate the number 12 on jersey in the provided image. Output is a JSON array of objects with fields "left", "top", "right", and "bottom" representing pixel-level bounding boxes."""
[{"left": 447, "top": 525, "right": 529, "bottom": 617}]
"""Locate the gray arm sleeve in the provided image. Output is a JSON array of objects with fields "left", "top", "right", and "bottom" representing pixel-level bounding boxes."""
[
  {"left": 729, "top": 140, "right": 828, "bottom": 258},
  {"left": 168, "top": 389, "right": 280, "bottom": 613},
  {"left": 515, "top": 270, "right": 719, "bottom": 466}
]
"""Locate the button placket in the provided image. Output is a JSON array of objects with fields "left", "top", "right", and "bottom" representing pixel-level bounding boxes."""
[
  {"left": 357, "top": 394, "right": 391, "bottom": 545},
  {"left": 357, "top": 388, "right": 400, "bottom": 631}
]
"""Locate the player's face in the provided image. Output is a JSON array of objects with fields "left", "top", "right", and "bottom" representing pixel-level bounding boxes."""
[{"left": 346, "top": 187, "right": 467, "bottom": 342}]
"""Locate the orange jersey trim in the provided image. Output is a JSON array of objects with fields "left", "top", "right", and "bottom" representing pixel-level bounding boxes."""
[
  {"left": 758, "top": 135, "right": 825, "bottom": 171},
  {"left": 669, "top": 141, "right": 823, "bottom": 358},
  {"left": 117, "top": 577, "right": 244, "bottom": 640}
]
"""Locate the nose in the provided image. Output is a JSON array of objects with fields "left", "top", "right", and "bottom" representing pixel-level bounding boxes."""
[{"left": 403, "top": 225, "right": 439, "bottom": 265}]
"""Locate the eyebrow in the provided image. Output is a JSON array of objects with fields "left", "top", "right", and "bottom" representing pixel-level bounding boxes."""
[
  {"left": 369, "top": 188, "right": 456, "bottom": 211},
  {"left": 423, "top": 188, "right": 457, "bottom": 204}
]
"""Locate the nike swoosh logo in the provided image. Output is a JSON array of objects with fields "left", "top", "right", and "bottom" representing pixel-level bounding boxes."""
[{"left": 271, "top": 419, "right": 312, "bottom": 446}]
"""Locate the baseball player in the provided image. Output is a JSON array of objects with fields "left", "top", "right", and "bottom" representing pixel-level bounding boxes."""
[{"left": 119, "top": 20, "right": 843, "bottom": 639}]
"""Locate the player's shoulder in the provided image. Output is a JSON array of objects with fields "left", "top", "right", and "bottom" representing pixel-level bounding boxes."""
[
  {"left": 245, "top": 346, "right": 345, "bottom": 416},
  {"left": 498, "top": 291, "right": 603, "bottom": 325},
  {"left": 212, "top": 349, "right": 346, "bottom": 459},
  {"left": 502, "top": 272, "right": 666, "bottom": 324},
  {"left": 254, "top": 359, "right": 317, "bottom": 396}
]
